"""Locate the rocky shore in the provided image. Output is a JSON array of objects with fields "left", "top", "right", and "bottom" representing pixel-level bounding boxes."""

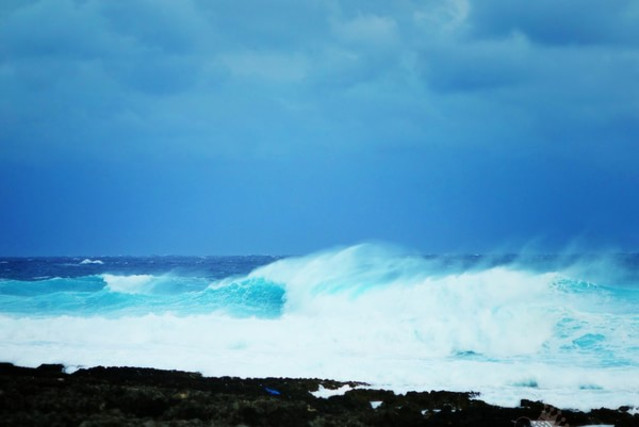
[{"left": 0, "top": 363, "right": 636, "bottom": 426}]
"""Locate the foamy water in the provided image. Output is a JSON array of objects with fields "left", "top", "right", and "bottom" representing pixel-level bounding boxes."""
[{"left": 1, "top": 245, "right": 637, "bottom": 410}]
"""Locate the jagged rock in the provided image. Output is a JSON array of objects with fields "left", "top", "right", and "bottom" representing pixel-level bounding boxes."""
[{"left": 0, "top": 363, "right": 636, "bottom": 426}]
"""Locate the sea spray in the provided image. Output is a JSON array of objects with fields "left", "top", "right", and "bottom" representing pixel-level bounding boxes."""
[{"left": 0, "top": 244, "right": 637, "bottom": 410}]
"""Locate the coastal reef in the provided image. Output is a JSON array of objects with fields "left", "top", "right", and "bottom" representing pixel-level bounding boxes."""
[{"left": 0, "top": 363, "right": 636, "bottom": 426}]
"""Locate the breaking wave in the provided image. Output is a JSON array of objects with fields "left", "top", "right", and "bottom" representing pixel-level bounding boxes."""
[
  {"left": 79, "top": 259, "right": 104, "bottom": 265},
  {"left": 0, "top": 244, "right": 637, "bottom": 410}
]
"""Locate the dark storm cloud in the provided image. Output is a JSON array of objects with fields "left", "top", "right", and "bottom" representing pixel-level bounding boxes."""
[
  {"left": 1, "top": 0, "right": 636, "bottom": 154},
  {"left": 1, "top": 0, "right": 638, "bottom": 254},
  {"left": 467, "top": 0, "right": 639, "bottom": 46},
  {"left": 421, "top": 35, "right": 531, "bottom": 93}
]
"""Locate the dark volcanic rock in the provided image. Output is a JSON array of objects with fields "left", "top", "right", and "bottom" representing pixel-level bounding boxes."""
[{"left": 0, "top": 363, "right": 636, "bottom": 426}]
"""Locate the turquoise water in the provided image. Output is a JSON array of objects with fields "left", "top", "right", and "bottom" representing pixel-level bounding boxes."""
[{"left": 1, "top": 245, "right": 638, "bottom": 409}]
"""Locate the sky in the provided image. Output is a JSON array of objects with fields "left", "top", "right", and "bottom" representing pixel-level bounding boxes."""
[{"left": 1, "top": 0, "right": 638, "bottom": 256}]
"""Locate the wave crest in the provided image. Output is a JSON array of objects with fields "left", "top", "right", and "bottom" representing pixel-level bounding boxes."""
[
  {"left": 101, "top": 274, "right": 155, "bottom": 294},
  {"left": 241, "top": 244, "right": 561, "bottom": 357},
  {"left": 80, "top": 259, "right": 104, "bottom": 265}
]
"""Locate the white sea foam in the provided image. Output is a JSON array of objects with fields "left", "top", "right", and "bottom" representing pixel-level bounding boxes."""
[
  {"left": 0, "top": 309, "right": 636, "bottom": 410},
  {"left": 80, "top": 259, "right": 104, "bottom": 265},
  {"left": 101, "top": 274, "right": 154, "bottom": 294},
  {"left": 1, "top": 245, "right": 637, "bottom": 411},
  {"left": 248, "top": 245, "right": 568, "bottom": 358},
  {"left": 311, "top": 384, "right": 355, "bottom": 399}
]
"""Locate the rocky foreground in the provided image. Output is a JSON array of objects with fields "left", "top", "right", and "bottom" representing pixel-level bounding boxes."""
[{"left": 0, "top": 363, "right": 636, "bottom": 426}]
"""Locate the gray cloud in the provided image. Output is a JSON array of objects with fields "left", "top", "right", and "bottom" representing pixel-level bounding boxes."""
[
  {"left": 1, "top": 0, "right": 637, "bottom": 168},
  {"left": 1, "top": 0, "right": 639, "bottom": 254},
  {"left": 100, "top": 0, "right": 208, "bottom": 54},
  {"left": 421, "top": 34, "right": 532, "bottom": 93},
  {"left": 467, "top": 0, "right": 639, "bottom": 46}
]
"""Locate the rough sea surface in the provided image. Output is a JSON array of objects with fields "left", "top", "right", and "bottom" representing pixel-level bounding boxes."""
[{"left": 1, "top": 244, "right": 638, "bottom": 410}]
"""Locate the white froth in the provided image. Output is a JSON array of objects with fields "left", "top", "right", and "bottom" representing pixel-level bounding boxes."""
[
  {"left": 0, "top": 311, "right": 636, "bottom": 411},
  {"left": 80, "top": 259, "right": 104, "bottom": 265},
  {"left": 1, "top": 245, "right": 637, "bottom": 411},
  {"left": 311, "top": 384, "right": 354, "bottom": 398},
  {"left": 101, "top": 274, "right": 154, "bottom": 294}
]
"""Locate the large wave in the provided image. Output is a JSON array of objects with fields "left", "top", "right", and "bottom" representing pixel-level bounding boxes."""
[{"left": 0, "top": 244, "right": 637, "bottom": 410}]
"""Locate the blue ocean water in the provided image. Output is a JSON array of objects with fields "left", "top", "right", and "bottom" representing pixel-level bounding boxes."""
[
  {"left": 1, "top": 245, "right": 638, "bottom": 410},
  {"left": 0, "top": 256, "right": 283, "bottom": 318}
]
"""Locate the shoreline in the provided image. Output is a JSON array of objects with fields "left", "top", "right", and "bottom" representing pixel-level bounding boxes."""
[{"left": 1, "top": 363, "right": 636, "bottom": 426}]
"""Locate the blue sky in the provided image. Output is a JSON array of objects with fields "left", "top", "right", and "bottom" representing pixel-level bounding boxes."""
[{"left": 1, "top": 0, "right": 638, "bottom": 255}]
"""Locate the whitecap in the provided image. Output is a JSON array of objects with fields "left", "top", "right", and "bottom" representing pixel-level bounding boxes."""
[
  {"left": 101, "top": 274, "right": 154, "bottom": 294},
  {"left": 80, "top": 259, "right": 104, "bottom": 265}
]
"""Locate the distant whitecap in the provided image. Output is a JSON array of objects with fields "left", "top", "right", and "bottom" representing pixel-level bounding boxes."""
[{"left": 80, "top": 259, "right": 104, "bottom": 265}]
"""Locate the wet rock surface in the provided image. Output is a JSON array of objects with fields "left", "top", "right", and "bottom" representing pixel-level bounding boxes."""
[{"left": 0, "top": 363, "right": 636, "bottom": 426}]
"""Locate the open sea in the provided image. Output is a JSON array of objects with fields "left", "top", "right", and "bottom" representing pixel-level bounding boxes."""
[{"left": 1, "top": 244, "right": 637, "bottom": 410}]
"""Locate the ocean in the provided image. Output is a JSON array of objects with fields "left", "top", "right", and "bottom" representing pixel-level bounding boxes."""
[{"left": 1, "top": 244, "right": 637, "bottom": 411}]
